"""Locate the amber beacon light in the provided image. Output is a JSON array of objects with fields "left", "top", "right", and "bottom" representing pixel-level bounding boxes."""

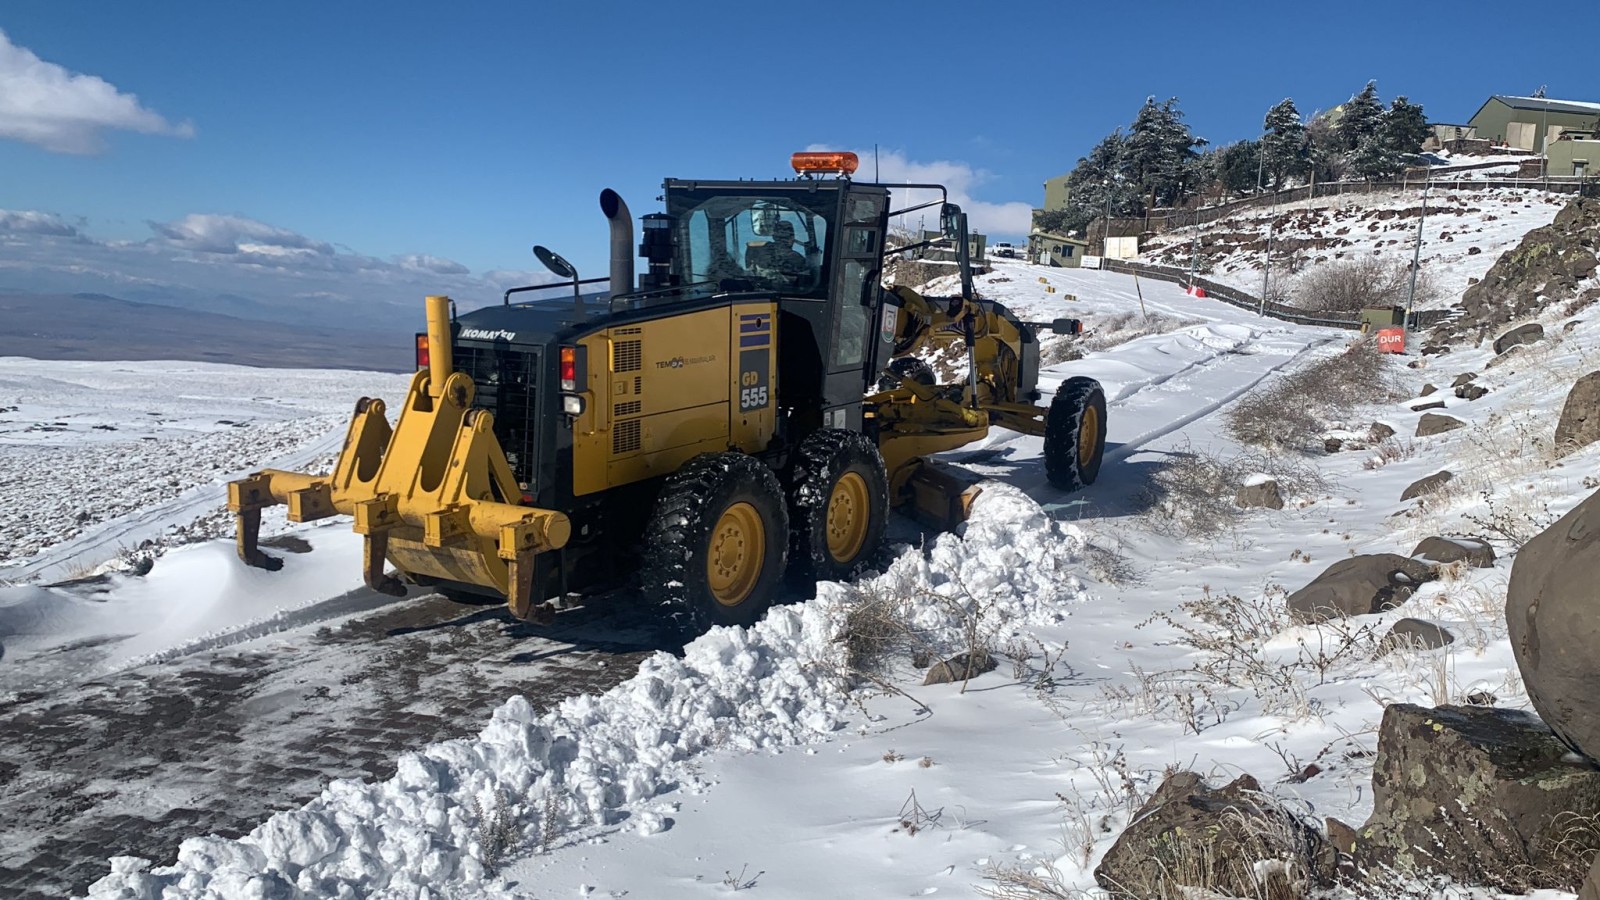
[{"left": 791, "top": 151, "right": 859, "bottom": 176}]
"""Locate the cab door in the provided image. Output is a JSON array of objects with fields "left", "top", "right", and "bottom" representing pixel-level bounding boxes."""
[{"left": 819, "top": 190, "right": 888, "bottom": 429}]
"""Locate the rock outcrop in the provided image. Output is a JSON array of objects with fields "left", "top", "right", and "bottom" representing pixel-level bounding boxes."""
[
  {"left": 1556, "top": 371, "right": 1600, "bottom": 454},
  {"left": 1095, "top": 771, "right": 1333, "bottom": 899},
  {"left": 1507, "top": 488, "right": 1600, "bottom": 760},
  {"left": 1286, "top": 554, "right": 1437, "bottom": 623},
  {"left": 1448, "top": 198, "right": 1600, "bottom": 341},
  {"left": 1352, "top": 703, "right": 1600, "bottom": 893}
]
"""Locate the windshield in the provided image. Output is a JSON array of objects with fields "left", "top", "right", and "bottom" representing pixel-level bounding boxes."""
[{"left": 674, "top": 193, "right": 833, "bottom": 297}]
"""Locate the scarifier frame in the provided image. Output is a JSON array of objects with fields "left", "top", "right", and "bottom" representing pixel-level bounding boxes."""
[{"left": 227, "top": 295, "right": 571, "bottom": 619}]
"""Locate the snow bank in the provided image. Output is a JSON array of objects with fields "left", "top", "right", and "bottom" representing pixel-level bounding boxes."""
[{"left": 84, "top": 483, "right": 1091, "bottom": 899}]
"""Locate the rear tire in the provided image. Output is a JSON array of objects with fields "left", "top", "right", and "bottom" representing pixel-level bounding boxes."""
[
  {"left": 787, "top": 430, "right": 889, "bottom": 582},
  {"left": 1044, "top": 376, "right": 1107, "bottom": 490},
  {"left": 642, "top": 453, "right": 788, "bottom": 632}
]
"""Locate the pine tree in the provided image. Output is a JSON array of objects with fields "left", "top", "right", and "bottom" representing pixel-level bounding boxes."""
[
  {"left": 1337, "top": 81, "right": 1384, "bottom": 152},
  {"left": 1380, "top": 97, "right": 1429, "bottom": 157},
  {"left": 1057, "top": 130, "right": 1131, "bottom": 236},
  {"left": 1215, "top": 141, "right": 1261, "bottom": 198},
  {"left": 1259, "top": 99, "right": 1308, "bottom": 189},
  {"left": 1125, "top": 97, "right": 1204, "bottom": 209},
  {"left": 1349, "top": 131, "right": 1401, "bottom": 180}
]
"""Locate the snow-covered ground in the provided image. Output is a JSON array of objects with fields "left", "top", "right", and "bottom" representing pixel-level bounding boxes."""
[
  {"left": 3, "top": 258, "right": 1593, "bottom": 898},
  {"left": 1140, "top": 187, "right": 1567, "bottom": 309}
]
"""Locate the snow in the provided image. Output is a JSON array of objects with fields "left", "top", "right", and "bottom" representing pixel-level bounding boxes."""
[
  {"left": 2, "top": 244, "right": 1593, "bottom": 898},
  {"left": 1140, "top": 187, "right": 1568, "bottom": 310}
]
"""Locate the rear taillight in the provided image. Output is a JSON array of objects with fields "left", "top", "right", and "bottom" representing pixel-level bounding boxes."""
[
  {"left": 415, "top": 333, "right": 429, "bottom": 369},
  {"left": 559, "top": 346, "right": 577, "bottom": 391}
]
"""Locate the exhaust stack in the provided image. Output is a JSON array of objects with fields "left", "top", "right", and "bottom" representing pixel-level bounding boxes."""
[{"left": 600, "top": 188, "right": 634, "bottom": 298}]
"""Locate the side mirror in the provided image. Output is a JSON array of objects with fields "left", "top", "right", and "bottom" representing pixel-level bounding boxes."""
[
  {"left": 533, "top": 245, "right": 577, "bottom": 280},
  {"left": 939, "top": 203, "right": 963, "bottom": 238},
  {"left": 1050, "top": 318, "right": 1083, "bottom": 336}
]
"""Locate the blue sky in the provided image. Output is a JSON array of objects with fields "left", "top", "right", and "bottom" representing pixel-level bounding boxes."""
[{"left": 0, "top": 0, "right": 1588, "bottom": 320}]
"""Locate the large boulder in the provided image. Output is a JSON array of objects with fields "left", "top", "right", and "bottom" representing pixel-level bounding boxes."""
[
  {"left": 1411, "top": 535, "right": 1496, "bottom": 568},
  {"left": 1494, "top": 322, "right": 1545, "bottom": 354},
  {"left": 1416, "top": 413, "right": 1465, "bottom": 437},
  {"left": 1286, "top": 554, "right": 1437, "bottom": 623},
  {"left": 1352, "top": 703, "right": 1600, "bottom": 893},
  {"left": 1555, "top": 371, "right": 1600, "bottom": 454},
  {"left": 1094, "top": 771, "right": 1333, "bottom": 899},
  {"left": 1507, "top": 488, "right": 1600, "bottom": 760},
  {"left": 1400, "top": 470, "right": 1454, "bottom": 501}
]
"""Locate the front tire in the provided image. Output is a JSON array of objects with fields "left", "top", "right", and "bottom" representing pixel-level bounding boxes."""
[
  {"left": 787, "top": 430, "right": 889, "bottom": 582},
  {"left": 1044, "top": 376, "right": 1107, "bottom": 490},
  {"left": 642, "top": 453, "right": 789, "bottom": 632}
]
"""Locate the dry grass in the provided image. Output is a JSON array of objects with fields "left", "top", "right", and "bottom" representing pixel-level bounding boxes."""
[
  {"left": 1227, "top": 339, "right": 1405, "bottom": 451},
  {"left": 1286, "top": 255, "right": 1440, "bottom": 315}
]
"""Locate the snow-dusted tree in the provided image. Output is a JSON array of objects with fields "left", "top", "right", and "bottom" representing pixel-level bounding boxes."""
[
  {"left": 1259, "top": 99, "right": 1308, "bottom": 189},
  {"left": 1349, "top": 131, "right": 1403, "bottom": 180},
  {"left": 1305, "top": 111, "right": 1348, "bottom": 182},
  {"left": 1125, "top": 97, "right": 1205, "bottom": 209},
  {"left": 1380, "top": 96, "right": 1429, "bottom": 156},
  {"left": 1215, "top": 140, "right": 1261, "bottom": 198},
  {"left": 1052, "top": 130, "right": 1134, "bottom": 236},
  {"left": 1337, "top": 81, "right": 1384, "bottom": 152}
]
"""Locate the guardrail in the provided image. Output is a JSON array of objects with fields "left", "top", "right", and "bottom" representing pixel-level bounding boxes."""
[{"left": 1096, "top": 258, "right": 1457, "bottom": 332}]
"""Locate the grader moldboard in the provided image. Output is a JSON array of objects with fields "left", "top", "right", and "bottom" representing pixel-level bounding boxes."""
[{"left": 228, "top": 151, "right": 1107, "bottom": 633}]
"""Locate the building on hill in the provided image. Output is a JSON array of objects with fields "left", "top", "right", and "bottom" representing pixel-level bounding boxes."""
[
  {"left": 1028, "top": 230, "right": 1087, "bottom": 268},
  {"left": 1547, "top": 134, "right": 1600, "bottom": 178},
  {"left": 1042, "top": 173, "right": 1070, "bottom": 212},
  {"left": 1469, "top": 95, "right": 1600, "bottom": 153}
]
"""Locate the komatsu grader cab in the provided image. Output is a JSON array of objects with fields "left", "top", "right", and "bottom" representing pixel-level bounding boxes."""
[{"left": 228, "top": 152, "right": 1107, "bottom": 632}]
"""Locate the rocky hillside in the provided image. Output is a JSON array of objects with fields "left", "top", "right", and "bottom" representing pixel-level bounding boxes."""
[{"left": 1442, "top": 198, "right": 1600, "bottom": 344}]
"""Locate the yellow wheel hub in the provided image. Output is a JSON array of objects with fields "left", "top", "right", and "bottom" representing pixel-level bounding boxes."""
[
  {"left": 825, "top": 472, "right": 870, "bottom": 564},
  {"left": 1078, "top": 406, "right": 1099, "bottom": 469},
  {"left": 708, "top": 502, "right": 764, "bottom": 607}
]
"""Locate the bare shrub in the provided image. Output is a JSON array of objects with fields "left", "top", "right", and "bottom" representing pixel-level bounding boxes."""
[
  {"left": 1138, "top": 443, "right": 1328, "bottom": 539},
  {"left": 469, "top": 787, "right": 521, "bottom": 871},
  {"left": 1227, "top": 339, "right": 1405, "bottom": 450},
  {"left": 1287, "top": 255, "right": 1439, "bottom": 314}
]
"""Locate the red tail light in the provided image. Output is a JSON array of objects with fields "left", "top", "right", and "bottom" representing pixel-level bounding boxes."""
[
  {"left": 415, "top": 333, "right": 429, "bottom": 369},
  {"left": 559, "top": 346, "right": 577, "bottom": 391}
]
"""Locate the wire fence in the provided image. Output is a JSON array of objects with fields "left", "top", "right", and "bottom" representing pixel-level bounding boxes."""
[{"left": 1108, "top": 175, "right": 1596, "bottom": 236}]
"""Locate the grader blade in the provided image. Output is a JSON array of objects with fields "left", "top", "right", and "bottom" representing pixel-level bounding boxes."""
[
  {"left": 225, "top": 295, "right": 571, "bottom": 620},
  {"left": 903, "top": 459, "right": 984, "bottom": 531}
]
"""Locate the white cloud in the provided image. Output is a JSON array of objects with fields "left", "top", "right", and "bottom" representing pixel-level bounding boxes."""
[
  {"left": 0, "top": 208, "right": 79, "bottom": 237},
  {"left": 397, "top": 253, "right": 470, "bottom": 276},
  {"left": 808, "top": 146, "right": 1034, "bottom": 237},
  {"left": 0, "top": 28, "right": 194, "bottom": 154},
  {"left": 151, "top": 213, "right": 334, "bottom": 257}
]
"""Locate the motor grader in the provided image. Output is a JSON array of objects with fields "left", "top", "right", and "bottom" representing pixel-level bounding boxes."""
[{"left": 228, "top": 152, "right": 1106, "bottom": 632}]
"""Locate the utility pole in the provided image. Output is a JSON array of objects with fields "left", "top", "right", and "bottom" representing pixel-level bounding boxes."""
[
  {"left": 1188, "top": 214, "right": 1199, "bottom": 289},
  {"left": 1404, "top": 177, "right": 1431, "bottom": 328},
  {"left": 1259, "top": 191, "right": 1277, "bottom": 317}
]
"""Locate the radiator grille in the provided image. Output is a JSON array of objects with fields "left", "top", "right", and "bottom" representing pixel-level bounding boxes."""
[
  {"left": 615, "top": 326, "right": 643, "bottom": 336},
  {"left": 613, "top": 419, "right": 642, "bottom": 454},
  {"left": 614, "top": 400, "right": 642, "bottom": 416},
  {"left": 453, "top": 343, "right": 539, "bottom": 490},
  {"left": 614, "top": 340, "right": 643, "bottom": 373}
]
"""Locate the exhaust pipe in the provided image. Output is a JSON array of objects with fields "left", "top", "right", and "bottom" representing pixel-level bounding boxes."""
[{"left": 600, "top": 189, "right": 634, "bottom": 298}]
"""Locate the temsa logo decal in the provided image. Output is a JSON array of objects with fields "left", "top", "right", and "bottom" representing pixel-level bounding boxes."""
[{"left": 655, "top": 354, "right": 716, "bottom": 369}]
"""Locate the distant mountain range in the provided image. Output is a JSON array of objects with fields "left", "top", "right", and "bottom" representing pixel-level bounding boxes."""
[{"left": 0, "top": 291, "right": 414, "bottom": 372}]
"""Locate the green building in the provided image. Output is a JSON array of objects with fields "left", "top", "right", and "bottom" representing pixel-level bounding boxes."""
[
  {"left": 1468, "top": 95, "right": 1600, "bottom": 153},
  {"left": 1547, "top": 136, "right": 1600, "bottom": 178}
]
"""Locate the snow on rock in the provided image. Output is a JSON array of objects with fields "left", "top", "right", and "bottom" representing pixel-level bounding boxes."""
[{"left": 83, "top": 483, "right": 1091, "bottom": 899}]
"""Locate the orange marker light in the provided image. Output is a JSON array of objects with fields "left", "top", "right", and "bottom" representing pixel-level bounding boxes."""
[
  {"left": 415, "top": 333, "right": 429, "bottom": 369},
  {"left": 791, "top": 151, "right": 859, "bottom": 176},
  {"left": 559, "top": 346, "right": 577, "bottom": 391}
]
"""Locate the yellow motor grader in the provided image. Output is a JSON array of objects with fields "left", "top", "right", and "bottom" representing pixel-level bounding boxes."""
[{"left": 228, "top": 152, "right": 1106, "bottom": 632}]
